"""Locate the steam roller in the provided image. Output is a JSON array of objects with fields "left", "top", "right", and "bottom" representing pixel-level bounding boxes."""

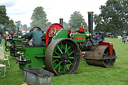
[
  {"left": 4, "top": 12, "right": 117, "bottom": 75},
  {"left": 84, "top": 45, "right": 116, "bottom": 68}
]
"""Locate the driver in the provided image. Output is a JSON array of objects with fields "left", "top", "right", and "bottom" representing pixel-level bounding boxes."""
[{"left": 18, "top": 27, "right": 46, "bottom": 47}]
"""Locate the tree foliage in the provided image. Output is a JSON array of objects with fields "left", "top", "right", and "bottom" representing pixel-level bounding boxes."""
[
  {"left": 63, "top": 21, "right": 69, "bottom": 29},
  {"left": 30, "top": 6, "right": 49, "bottom": 30},
  {"left": 68, "top": 11, "right": 87, "bottom": 31},
  {"left": 0, "top": 5, "right": 9, "bottom": 24},
  {"left": 7, "top": 19, "right": 16, "bottom": 32},
  {"left": 94, "top": 0, "right": 128, "bottom": 36},
  {"left": 22, "top": 24, "right": 28, "bottom": 30},
  {"left": 0, "top": 5, "right": 16, "bottom": 34}
]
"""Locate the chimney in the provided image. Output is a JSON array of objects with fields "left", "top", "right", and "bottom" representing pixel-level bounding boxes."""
[
  {"left": 59, "top": 18, "right": 63, "bottom": 26},
  {"left": 88, "top": 12, "right": 94, "bottom": 34}
]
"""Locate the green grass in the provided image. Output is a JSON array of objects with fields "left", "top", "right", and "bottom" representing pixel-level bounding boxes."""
[{"left": 0, "top": 38, "right": 128, "bottom": 85}]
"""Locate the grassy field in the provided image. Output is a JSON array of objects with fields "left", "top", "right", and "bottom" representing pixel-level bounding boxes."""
[{"left": 0, "top": 38, "right": 128, "bottom": 85}]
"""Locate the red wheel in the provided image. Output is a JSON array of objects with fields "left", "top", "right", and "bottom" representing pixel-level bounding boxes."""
[
  {"left": 48, "top": 28, "right": 56, "bottom": 37},
  {"left": 45, "top": 23, "right": 64, "bottom": 45}
]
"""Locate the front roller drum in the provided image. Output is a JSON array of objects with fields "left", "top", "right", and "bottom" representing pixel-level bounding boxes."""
[
  {"left": 85, "top": 45, "right": 116, "bottom": 68},
  {"left": 45, "top": 38, "right": 81, "bottom": 75}
]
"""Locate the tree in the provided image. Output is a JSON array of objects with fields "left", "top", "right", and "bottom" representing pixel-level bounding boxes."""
[
  {"left": 94, "top": 14, "right": 104, "bottom": 32},
  {"left": 0, "top": 5, "right": 9, "bottom": 33},
  {"left": 94, "top": 0, "right": 128, "bottom": 36},
  {"left": 15, "top": 21, "right": 22, "bottom": 32},
  {"left": 7, "top": 19, "right": 16, "bottom": 33},
  {"left": 30, "top": 6, "right": 48, "bottom": 30},
  {"left": 47, "top": 21, "right": 51, "bottom": 27},
  {"left": 68, "top": 11, "right": 87, "bottom": 31},
  {"left": 63, "top": 21, "right": 69, "bottom": 29},
  {"left": 0, "top": 5, "right": 16, "bottom": 34},
  {"left": 0, "top": 5, "right": 9, "bottom": 24},
  {"left": 22, "top": 24, "right": 28, "bottom": 31}
]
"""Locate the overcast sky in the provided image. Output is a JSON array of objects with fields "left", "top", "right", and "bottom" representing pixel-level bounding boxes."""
[{"left": 0, "top": 0, "right": 107, "bottom": 27}]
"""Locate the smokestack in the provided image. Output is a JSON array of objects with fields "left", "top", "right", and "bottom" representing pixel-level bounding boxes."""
[
  {"left": 59, "top": 18, "right": 63, "bottom": 26},
  {"left": 88, "top": 12, "right": 94, "bottom": 34}
]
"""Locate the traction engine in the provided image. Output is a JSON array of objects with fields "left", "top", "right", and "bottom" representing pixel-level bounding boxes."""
[{"left": 5, "top": 12, "right": 117, "bottom": 75}]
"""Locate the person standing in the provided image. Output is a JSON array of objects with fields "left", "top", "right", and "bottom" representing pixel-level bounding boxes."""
[
  {"left": 123, "top": 37, "right": 126, "bottom": 44},
  {"left": 122, "top": 36, "right": 124, "bottom": 42}
]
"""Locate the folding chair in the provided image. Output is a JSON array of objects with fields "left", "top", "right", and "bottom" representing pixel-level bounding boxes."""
[
  {"left": 0, "top": 64, "right": 6, "bottom": 77},
  {"left": 0, "top": 46, "right": 10, "bottom": 67}
]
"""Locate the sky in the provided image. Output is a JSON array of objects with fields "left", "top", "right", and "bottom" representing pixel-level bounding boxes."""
[{"left": 0, "top": 0, "right": 107, "bottom": 27}]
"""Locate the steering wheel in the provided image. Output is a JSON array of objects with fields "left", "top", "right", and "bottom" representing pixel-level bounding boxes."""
[
  {"left": 30, "top": 27, "right": 44, "bottom": 33},
  {"left": 48, "top": 28, "right": 56, "bottom": 37},
  {"left": 27, "top": 27, "right": 44, "bottom": 40}
]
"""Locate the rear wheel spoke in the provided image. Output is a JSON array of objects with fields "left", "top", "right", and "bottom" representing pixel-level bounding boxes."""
[
  {"left": 68, "top": 60, "right": 72, "bottom": 64},
  {"left": 68, "top": 51, "right": 74, "bottom": 56},
  {"left": 65, "top": 46, "right": 71, "bottom": 53},
  {"left": 64, "top": 65, "right": 66, "bottom": 72},
  {"left": 68, "top": 56, "right": 74, "bottom": 59},
  {"left": 57, "top": 45, "right": 63, "bottom": 54},
  {"left": 65, "top": 64, "right": 69, "bottom": 70},
  {"left": 53, "top": 59, "right": 57, "bottom": 64},
  {"left": 54, "top": 51, "right": 59, "bottom": 55},
  {"left": 65, "top": 43, "right": 67, "bottom": 53},
  {"left": 53, "top": 56, "right": 61, "bottom": 58},
  {"left": 58, "top": 64, "right": 61, "bottom": 72},
  {"left": 55, "top": 61, "right": 62, "bottom": 69}
]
